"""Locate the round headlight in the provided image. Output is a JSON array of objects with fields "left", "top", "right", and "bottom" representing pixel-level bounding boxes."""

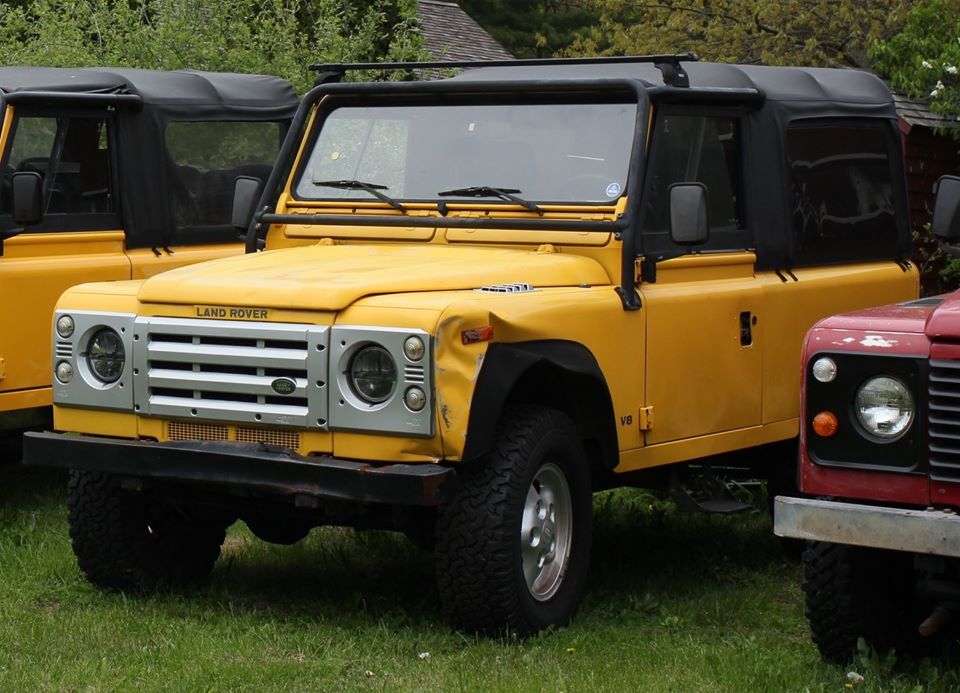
[
  {"left": 56, "top": 315, "right": 75, "bottom": 339},
  {"left": 812, "top": 357, "right": 837, "bottom": 383},
  {"left": 403, "top": 335, "right": 425, "bottom": 362},
  {"left": 86, "top": 328, "right": 125, "bottom": 384},
  {"left": 349, "top": 345, "right": 396, "bottom": 403},
  {"left": 55, "top": 361, "right": 74, "bottom": 384},
  {"left": 855, "top": 376, "right": 914, "bottom": 439}
]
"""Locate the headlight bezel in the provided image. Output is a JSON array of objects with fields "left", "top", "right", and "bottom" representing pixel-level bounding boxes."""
[
  {"left": 805, "top": 351, "right": 925, "bottom": 474},
  {"left": 52, "top": 310, "right": 135, "bottom": 411},
  {"left": 330, "top": 326, "right": 433, "bottom": 436}
]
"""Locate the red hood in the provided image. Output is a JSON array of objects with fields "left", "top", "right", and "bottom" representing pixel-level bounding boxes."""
[
  {"left": 814, "top": 295, "right": 943, "bottom": 335},
  {"left": 925, "top": 291, "right": 960, "bottom": 340}
]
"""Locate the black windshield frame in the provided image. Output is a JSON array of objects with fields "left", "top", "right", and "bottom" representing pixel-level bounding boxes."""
[{"left": 290, "top": 95, "right": 639, "bottom": 207}]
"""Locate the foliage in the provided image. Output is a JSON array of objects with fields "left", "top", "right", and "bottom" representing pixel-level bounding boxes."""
[
  {"left": 0, "top": 0, "right": 427, "bottom": 93},
  {"left": 459, "top": 0, "right": 599, "bottom": 58},
  {"left": 871, "top": 0, "right": 960, "bottom": 135},
  {"left": 562, "top": 0, "right": 909, "bottom": 67}
]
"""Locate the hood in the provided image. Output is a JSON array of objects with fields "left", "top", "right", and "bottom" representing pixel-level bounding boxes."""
[
  {"left": 137, "top": 243, "right": 611, "bottom": 311},
  {"left": 814, "top": 296, "right": 943, "bottom": 335},
  {"left": 925, "top": 291, "right": 960, "bottom": 340}
]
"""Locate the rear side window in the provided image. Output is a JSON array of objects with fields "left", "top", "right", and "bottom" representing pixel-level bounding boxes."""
[
  {"left": 787, "top": 121, "right": 900, "bottom": 265},
  {"left": 165, "top": 121, "right": 281, "bottom": 235}
]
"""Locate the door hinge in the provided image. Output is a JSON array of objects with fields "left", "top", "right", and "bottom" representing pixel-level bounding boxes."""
[
  {"left": 0, "top": 357, "right": 6, "bottom": 379},
  {"left": 639, "top": 406, "right": 654, "bottom": 431}
]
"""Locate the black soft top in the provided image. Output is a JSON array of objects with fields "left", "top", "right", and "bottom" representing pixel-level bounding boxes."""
[
  {"left": 452, "top": 61, "right": 893, "bottom": 108},
  {"left": 0, "top": 67, "right": 299, "bottom": 249},
  {"left": 0, "top": 66, "right": 297, "bottom": 112}
]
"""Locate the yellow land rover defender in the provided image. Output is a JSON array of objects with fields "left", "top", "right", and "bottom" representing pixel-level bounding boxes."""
[
  {"left": 25, "top": 56, "right": 918, "bottom": 635},
  {"left": 0, "top": 67, "right": 297, "bottom": 438}
]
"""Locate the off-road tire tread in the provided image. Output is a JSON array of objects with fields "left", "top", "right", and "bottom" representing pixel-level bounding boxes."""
[
  {"left": 803, "top": 540, "right": 918, "bottom": 663},
  {"left": 67, "top": 470, "right": 226, "bottom": 589},
  {"left": 435, "top": 405, "right": 591, "bottom": 636}
]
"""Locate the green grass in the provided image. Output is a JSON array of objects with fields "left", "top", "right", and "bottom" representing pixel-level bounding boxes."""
[{"left": 1, "top": 465, "right": 958, "bottom": 692}]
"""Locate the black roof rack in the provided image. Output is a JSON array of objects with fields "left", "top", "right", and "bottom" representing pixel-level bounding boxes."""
[{"left": 310, "top": 54, "right": 699, "bottom": 88}]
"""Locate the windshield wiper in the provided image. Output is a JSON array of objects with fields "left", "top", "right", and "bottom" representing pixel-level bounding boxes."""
[
  {"left": 437, "top": 186, "right": 543, "bottom": 216},
  {"left": 312, "top": 179, "right": 407, "bottom": 214}
]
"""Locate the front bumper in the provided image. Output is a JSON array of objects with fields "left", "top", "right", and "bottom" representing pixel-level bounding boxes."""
[
  {"left": 774, "top": 495, "right": 960, "bottom": 558},
  {"left": 23, "top": 431, "right": 456, "bottom": 507}
]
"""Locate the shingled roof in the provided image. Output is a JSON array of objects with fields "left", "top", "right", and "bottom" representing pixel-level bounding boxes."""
[
  {"left": 894, "top": 91, "right": 960, "bottom": 130},
  {"left": 417, "top": 0, "right": 513, "bottom": 62}
]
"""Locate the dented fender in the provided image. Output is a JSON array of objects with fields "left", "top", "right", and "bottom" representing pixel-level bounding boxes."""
[{"left": 434, "top": 302, "right": 494, "bottom": 461}]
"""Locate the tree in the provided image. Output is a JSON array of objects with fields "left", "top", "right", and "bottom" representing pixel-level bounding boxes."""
[
  {"left": 0, "top": 0, "right": 426, "bottom": 93},
  {"left": 459, "top": 1, "right": 599, "bottom": 58},
  {"left": 564, "top": 1, "right": 909, "bottom": 68},
  {"left": 871, "top": 0, "right": 960, "bottom": 130}
]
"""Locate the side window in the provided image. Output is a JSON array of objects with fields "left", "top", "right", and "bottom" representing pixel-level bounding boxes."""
[
  {"left": 165, "top": 121, "right": 282, "bottom": 239},
  {"left": 787, "top": 121, "right": 900, "bottom": 264},
  {"left": 642, "top": 114, "right": 746, "bottom": 254},
  {"left": 1, "top": 114, "right": 114, "bottom": 225}
]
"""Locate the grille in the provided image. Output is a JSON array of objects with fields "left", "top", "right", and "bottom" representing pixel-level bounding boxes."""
[
  {"left": 134, "top": 317, "right": 329, "bottom": 429},
  {"left": 168, "top": 421, "right": 229, "bottom": 441},
  {"left": 236, "top": 427, "right": 301, "bottom": 449},
  {"left": 929, "top": 359, "right": 960, "bottom": 481},
  {"left": 475, "top": 282, "right": 535, "bottom": 293},
  {"left": 55, "top": 340, "right": 73, "bottom": 359},
  {"left": 166, "top": 421, "right": 300, "bottom": 451}
]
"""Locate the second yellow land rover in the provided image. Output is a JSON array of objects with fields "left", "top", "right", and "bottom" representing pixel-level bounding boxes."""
[
  {"left": 0, "top": 67, "right": 298, "bottom": 440},
  {"left": 26, "top": 56, "right": 918, "bottom": 635}
]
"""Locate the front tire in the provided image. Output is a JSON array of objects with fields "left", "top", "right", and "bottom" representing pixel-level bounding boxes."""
[
  {"left": 67, "top": 470, "right": 229, "bottom": 589},
  {"left": 435, "top": 406, "right": 592, "bottom": 636},
  {"left": 802, "top": 541, "right": 919, "bottom": 663}
]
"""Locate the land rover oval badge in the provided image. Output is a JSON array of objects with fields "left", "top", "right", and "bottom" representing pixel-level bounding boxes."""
[{"left": 271, "top": 378, "right": 297, "bottom": 396}]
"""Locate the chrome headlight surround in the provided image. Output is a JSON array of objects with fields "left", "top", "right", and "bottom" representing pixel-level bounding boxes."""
[
  {"left": 854, "top": 375, "right": 915, "bottom": 441},
  {"left": 330, "top": 326, "right": 433, "bottom": 436},
  {"left": 52, "top": 310, "right": 135, "bottom": 411}
]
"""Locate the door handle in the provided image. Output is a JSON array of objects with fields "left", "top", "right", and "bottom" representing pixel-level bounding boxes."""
[{"left": 739, "top": 311, "right": 755, "bottom": 346}]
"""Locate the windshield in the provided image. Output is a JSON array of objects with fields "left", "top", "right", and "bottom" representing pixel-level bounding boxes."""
[{"left": 294, "top": 102, "right": 637, "bottom": 205}]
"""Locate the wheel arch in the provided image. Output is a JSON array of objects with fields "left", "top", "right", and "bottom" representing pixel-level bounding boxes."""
[{"left": 462, "top": 340, "right": 618, "bottom": 472}]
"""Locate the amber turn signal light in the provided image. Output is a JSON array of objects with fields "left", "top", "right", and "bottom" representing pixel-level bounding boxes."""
[
  {"left": 812, "top": 411, "right": 839, "bottom": 437},
  {"left": 461, "top": 325, "right": 494, "bottom": 345}
]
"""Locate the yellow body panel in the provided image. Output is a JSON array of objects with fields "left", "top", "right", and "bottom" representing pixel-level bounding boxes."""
[
  {"left": 135, "top": 243, "right": 612, "bottom": 311},
  {"left": 52, "top": 235, "right": 919, "bottom": 476},
  {"left": 0, "top": 231, "right": 129, "bottom": 406},
  {"left": 642, "top": 253, "right": 762, "bottom": 444},
  {"left": 758, "top": 262, "right": 920, "bottom": 424},
  {"left": 0, "top": 235, "right": 240, "bottom": 414},
  {"left": 128, "top": 245, "right": 241, "bottom": 279},
  {"left": 56, "top": 408, "right": 139, "bottom": 439}
]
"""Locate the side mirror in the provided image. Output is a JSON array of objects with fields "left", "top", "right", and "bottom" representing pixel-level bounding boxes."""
[
  {"left": 232, "top": 176, "right": 263, "bottom": 231},
  {"left": 932, "top": 175, "right": 960, "bottom": 242},
  {"left": 11, "top": 171, "right": 43, "bottom": 226},
  {"left": 668, "top": 182, "right": 709, "bottom": 246}
]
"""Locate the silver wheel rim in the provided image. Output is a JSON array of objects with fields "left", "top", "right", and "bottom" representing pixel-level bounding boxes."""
[{"left": 521, "top": 462, "right": 573, "bottom": 602}]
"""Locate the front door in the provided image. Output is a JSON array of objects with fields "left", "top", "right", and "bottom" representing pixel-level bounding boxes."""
[
  {"left": 638, "top": 109, "right": 763, "bottom": 445},
  {"left": 0, "top": 107, "right": 129, "bottom": 422}
]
